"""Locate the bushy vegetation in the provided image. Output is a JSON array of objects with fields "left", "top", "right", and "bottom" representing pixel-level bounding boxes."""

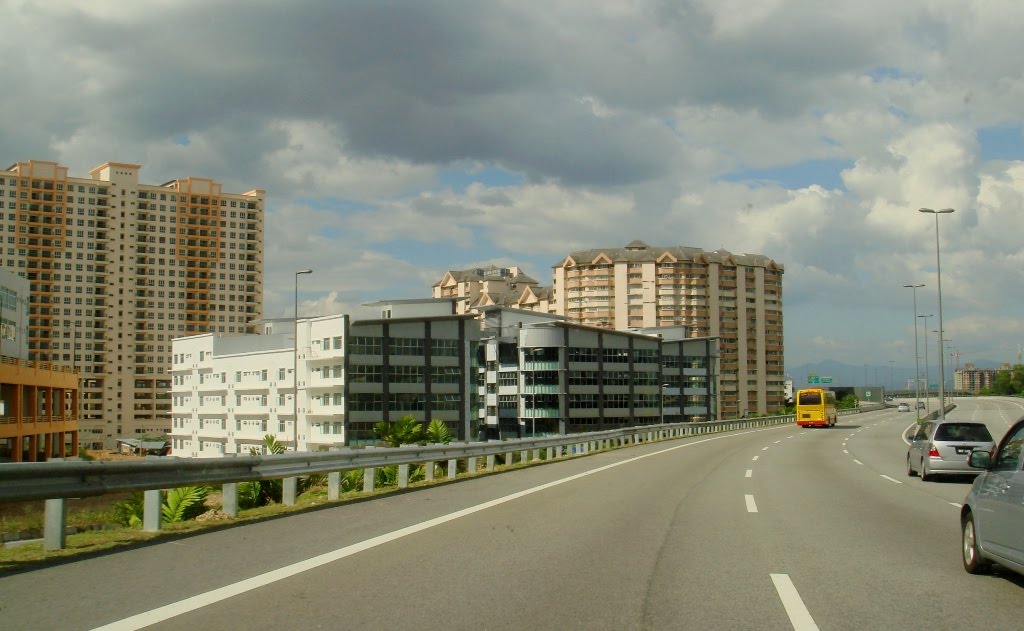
[{"left": 979, "top": 364, "right": 1024, "bottom": 396}]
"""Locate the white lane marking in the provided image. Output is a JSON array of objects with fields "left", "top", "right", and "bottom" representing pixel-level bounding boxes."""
[
  {"left": 762, "top": 446, "right": 770, "bottom": 451},
  {"left": 92, "top": 427, "right": 776, "bottom": 630},
  {"left": 745, "top": 469, "right": 753, "bottom": 478},
  {"left": 901, "top": 422, "right": 918, "bottom": 446},
  {"left": 880, "top": 475, "right": 902, "bottom": 484},
  {"left": 853, "top": 459, "right": 863, "bottom": 465},
  {"left": 774, "top": 440, "right": 782, "bottom": 444},
  {"left": 950, "top": 502, "right": 962, "bottom": 508},
  {"left": 752, "top": 456, "right": 760, "bottom": 461},
  {"left": 745, "top": 495, "right": 758, "bottom": 512},
  {"left": 770, "top": 573, "right": 819, "bottom": 630},
  {"left": 843, "top": 449, "right": 849, "bottom": 454}
]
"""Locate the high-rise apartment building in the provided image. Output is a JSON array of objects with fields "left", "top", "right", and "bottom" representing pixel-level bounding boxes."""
[
  {"left": 551, "top": 241, "right": 784, "bottom": 417},
  {"left": 0, "top": 160, "right": 264, "bottom": 449}
]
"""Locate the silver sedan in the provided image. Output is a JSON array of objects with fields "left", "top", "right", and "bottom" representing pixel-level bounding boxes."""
[{"left": 907, "top": 420, "right": 995, "bottom": 480}]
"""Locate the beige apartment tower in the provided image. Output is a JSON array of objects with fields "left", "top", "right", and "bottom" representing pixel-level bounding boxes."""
[
  {"left": 1, "top": 160, "right": 264, "bottom": 449},
  {"left": 552, "top": 241, "right": 784, "bottom": 417}
]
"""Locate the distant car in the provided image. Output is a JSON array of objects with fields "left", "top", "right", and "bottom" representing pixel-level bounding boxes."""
[
  {"left": 907, "top": 420, "right": 995, "bottom": 480},
  {"left": 917, "top": 401, "right": 926, "bottom": 409},
  {"left": 961, "top": 418, "right": 1024, "bottom": 577},
  {"left": 897, "top": 403, "right": 911, "bottom": 412}
]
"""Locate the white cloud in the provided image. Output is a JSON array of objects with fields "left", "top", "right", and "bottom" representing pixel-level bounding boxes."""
[{"left": 5, "top": 0, "right": 1024, "bottom": 369}]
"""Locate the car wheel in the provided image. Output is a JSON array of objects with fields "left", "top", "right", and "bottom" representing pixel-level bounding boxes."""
[
  {"left": 920, "top": 460, "right": 930, "bottom": 481},
  {"left": 906, "top": 456, "right": 917, "bottom": 477},
  {"left": 962, "top": 512, "right": 991, "bottom": 575}
]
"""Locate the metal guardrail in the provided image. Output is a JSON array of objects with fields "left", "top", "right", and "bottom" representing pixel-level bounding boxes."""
[{"left": 0, "top": 410, "right": 870, "bottom": 550}]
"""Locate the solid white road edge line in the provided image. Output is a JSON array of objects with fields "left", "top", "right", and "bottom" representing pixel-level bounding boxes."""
[
  {"left": 91, "top": 427, "right": 777, "bottom": 631},
  {"left": 770, "top": 573, "right": 819, "bottom": 631}
]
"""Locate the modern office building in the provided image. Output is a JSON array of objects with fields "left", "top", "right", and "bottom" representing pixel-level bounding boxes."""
[
  {"left": 550, "top": 241, "right": 784, "bottom": 418},
  {"left": 170, "top": 300, "right": 717, "bottom": 457},
  {"left": 1, "top": 159, "right": 263, "bottom": 449},
  {"left": 476, "top": 307, "right": 717, "bottom": 439},
  {"left": 0, "top": 268, "right": 79, "bottom": 461}
]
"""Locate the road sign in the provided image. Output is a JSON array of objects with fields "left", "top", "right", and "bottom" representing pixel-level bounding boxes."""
[
  {"left": 821, "top": 377, "right": 832, "bottom": 384},
  {"left": 807, "top": 376, "right": 820, "bottom": 384}
]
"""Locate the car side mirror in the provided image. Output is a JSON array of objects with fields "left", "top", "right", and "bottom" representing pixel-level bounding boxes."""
[{"left": 968, "top": 450, "right": 991, "bottom": 469}]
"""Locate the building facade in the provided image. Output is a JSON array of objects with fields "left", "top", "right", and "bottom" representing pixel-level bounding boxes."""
[
  {"left": 954, "top": 363, "right": 1007, "bottom": 393},
  {"left": 170, "top": 301, "right": 480, "bottom": 457},
  {"left": 170, "top": 301, "right": 717, "bottom": 457},
  {"left": 477, "top": 308, "right": 717, "bottom": 439},
  {"left": 433, "top": 265, "right": 555, "bottom": 314},
  {"left": 551, "top": 241, "right": 784, "bottom": 418},
  {"left": 1, "top": 160, "right": 263, "bottom": 449},
  {"left": 0, "top": 268, "right": 79, "bottom": 461}
]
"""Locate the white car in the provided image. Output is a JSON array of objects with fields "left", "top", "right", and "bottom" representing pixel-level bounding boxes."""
[{"left": 898, "top": 403, "right": 911, "bottom": 412}]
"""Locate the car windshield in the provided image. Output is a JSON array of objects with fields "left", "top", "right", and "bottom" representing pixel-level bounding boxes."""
[{"left": 934, "top": 423, "right": 992, "bottom": 442}]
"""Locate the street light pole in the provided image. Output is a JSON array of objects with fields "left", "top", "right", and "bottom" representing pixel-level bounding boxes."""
[
  {"left": 920, "top": 207, "right": 954, "bottom": 419},
  {"left": 918, "top": 314, "right": 932, "bottom": 415},
  {"left": 904, "top": 283, "right": 924, "bottom": 412},
  {"left": 294, "top": 269, "right": 313, "bottom": 451}
]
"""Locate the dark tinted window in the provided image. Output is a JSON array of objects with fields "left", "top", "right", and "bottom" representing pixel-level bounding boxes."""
[
  {"left": 798, "top": 392, "right": 821, "bottom": 405},
  {"left": 934, "top": 423, "right": 992, "bottom": 442}
]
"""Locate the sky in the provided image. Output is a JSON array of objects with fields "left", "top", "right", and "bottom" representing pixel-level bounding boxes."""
[{"left": 4, "top": 0, "right": 1024, "bottom": 376}]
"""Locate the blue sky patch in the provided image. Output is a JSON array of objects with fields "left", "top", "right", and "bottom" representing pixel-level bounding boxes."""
[
  {"left": 721, "top": 158, "right": 853, "bottom": 190},
  {"left": 438, "top": 165, "right": 525, "bottom": 192},
  {"left": 978, "top": 125, "right": 1024, "bottom": 162}
]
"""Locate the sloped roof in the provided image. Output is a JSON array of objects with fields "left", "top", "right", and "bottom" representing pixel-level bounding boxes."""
[{"left": 553, "top": 242, "right": 782, "bottom": 270}]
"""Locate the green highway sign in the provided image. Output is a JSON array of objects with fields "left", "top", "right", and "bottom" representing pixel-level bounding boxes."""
[{"left": 821, "top": 377, "right": 832, "bottom": 384}]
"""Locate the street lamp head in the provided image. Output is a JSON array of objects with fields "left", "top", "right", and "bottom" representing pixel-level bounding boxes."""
[
  {"left": 919, "top": 207, "right": 955, "bottom": 214},
  {"left": 903, "top": 283, "right": 924, "bottom": 288},
  {"left": 296, "top": 269, "right": 313, "bottom": 275}
]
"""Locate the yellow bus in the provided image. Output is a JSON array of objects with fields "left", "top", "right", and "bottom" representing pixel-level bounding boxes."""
[{"left": 795, "top": 388, "right": 837, "bottom": 428}]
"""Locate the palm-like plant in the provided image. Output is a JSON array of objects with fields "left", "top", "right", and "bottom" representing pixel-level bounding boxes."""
[
  {"left": 374, "top": 415, "right": 425, "bottom": 446},
  {"left": 162, "top": 486, "right": 211, "bottom": 523},
  {"left": 425, "top": 419, "right": 452, "bottom": 444}
]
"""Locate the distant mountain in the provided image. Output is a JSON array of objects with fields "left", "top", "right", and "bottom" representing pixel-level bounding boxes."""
[{"left": 785, "top": 358, "right": 1009, "bottom": 389}]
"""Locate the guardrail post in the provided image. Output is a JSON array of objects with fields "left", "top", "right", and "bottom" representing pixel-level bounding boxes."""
[
  {"left": 533, "top": 448, "right": 541, "bottom": 461},
  {"left": 143, "top": 489, "right": 162, "bottom": 532},
  {"left": 520, "top": 449, "right": 528, "bottom": 464},
  {"left": 328, "top": 473, "right": 341, "bottom": 500},
  {"left": 222, "top": 482, "right": 238, "bottom": 517},
  {"left": 424, "top": 461, "right": 435, "bottom": 481},
  {"left": 468, "top": 456, "right": 478, "bottom": 473},
  {"left": 43, "top": 498, "right": 66, "bottom": 550},
  {"left": 364, "top": 468, "right": 376, "bottom": 492},
  {"left": 447, "top": 459, "right": 457, "bottom": 479},
  {"left": 546, "top": 447, "right": 554, "bottom": 460},
  {"left": 283, "top": 477, "right": 297, "bottom": 505},
  {"left": 486, "top": 454, "right": 495, "bottom": 470},
  {"left": 398, "top": 464, "right": 409, "bottom": 488}
]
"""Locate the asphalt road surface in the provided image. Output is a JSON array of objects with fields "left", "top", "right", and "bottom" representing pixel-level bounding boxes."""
[{"left": 2, "top": 398, "right": 1023, "bottom": 630}]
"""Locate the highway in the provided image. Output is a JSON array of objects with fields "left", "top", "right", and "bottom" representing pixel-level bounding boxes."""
[{"left": 2, "top": 398, "right": 1023, "bottom": 630}]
